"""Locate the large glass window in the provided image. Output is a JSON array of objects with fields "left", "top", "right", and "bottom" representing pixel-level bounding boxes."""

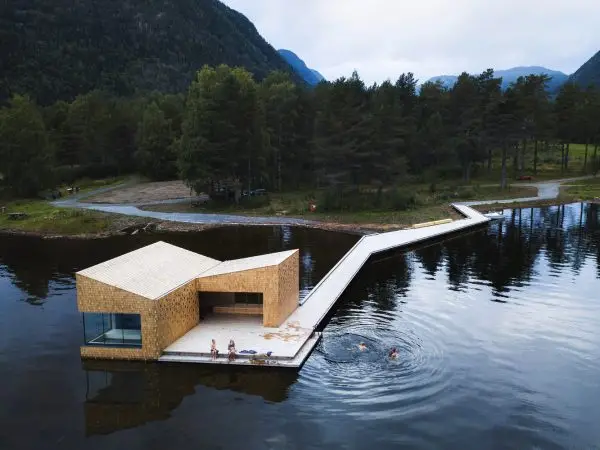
[{"left": 83, "top": 313, "right": 142, "bottom": 347}]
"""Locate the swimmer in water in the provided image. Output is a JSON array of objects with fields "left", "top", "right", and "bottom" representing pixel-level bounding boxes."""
[
  {"left": 389, "top": 348, "right": 399, "bottom": 359},
  {"left": 358, "top": 342, "right": 367, "bottom": 351}
]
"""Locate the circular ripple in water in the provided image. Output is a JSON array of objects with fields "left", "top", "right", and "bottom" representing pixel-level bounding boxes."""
[{"left": 297, "top": 301, "right": 465, "bottom": 420}]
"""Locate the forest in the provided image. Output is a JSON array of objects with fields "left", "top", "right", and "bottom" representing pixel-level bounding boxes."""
[
  {"left": 0, "top": 0, "right": 298, "bottom": 105},
  {"left": 1, "top": 65, "right": 599, "bottom": 209}
]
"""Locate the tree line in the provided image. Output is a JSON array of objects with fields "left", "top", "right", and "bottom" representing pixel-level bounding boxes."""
[{"left": 1, "top": 65, "right": 600, "bottom": 199}]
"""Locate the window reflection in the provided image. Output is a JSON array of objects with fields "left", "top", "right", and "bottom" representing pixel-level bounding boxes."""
[{"left": 83, "top": 313, "right": 142, "bottom": 347}]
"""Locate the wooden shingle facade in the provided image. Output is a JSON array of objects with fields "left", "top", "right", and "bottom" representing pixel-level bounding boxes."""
[{"left": 77, "top": 242, "right": 299, "bottom": 361}]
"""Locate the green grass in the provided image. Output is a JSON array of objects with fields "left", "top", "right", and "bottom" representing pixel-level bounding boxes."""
[
  {"left": 450, "top": 142, "right": 599, "bottom": 185},
  {"left": 75, "top": 176, "right": 129, "bottom": 192},
  {"left": 0, "top": 200, "right": 111, "bottom": 235},
  {"left": 561, "top": 176, "right": 600, "bottom": 201},
  {"left": 301, "top": 205, "right": 459, "bottom": 227}
]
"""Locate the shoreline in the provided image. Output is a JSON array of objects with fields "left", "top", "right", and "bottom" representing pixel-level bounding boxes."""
[
  {"left": 470, "top": 197, "right": 582, "bottom": 212},
  {"left": 2, "top": 198, "right": 590, "bottom": 240},
  {"left": 2, "top": 177, "right": 596, "bottom": 240},
  {"left": 0, "top": 206, "right": 461, "bottom": 239}
]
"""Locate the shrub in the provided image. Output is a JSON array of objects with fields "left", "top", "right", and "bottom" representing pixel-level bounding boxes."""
[{"left": 317, "top": 186, "right": 418, "bottom": 212}]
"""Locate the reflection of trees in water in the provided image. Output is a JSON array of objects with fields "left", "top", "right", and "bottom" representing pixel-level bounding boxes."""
[
  {"left": 83, "top": 360, "right": 297, "bottom": 436},
  {"left": 414, "top": 244, "right": 444, "bottom": 278},
  {"left": 3, "top": 205, "right": 598, "bottom": 305},
  {"left": 338, "top": 203, "right": 600, "bottom": 306},
  {"left": 0, "top": 226, "right": 358, "bottom": 305},
  {"left": 441, "top": 203, "right": 600, "bottom": 298},
  {"left": 335, "top": 252, "right": 413, "bottom": 319}
]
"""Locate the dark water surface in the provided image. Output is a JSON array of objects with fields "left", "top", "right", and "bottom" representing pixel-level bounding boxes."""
[{"left": 2, "top": 204, "right": 600, "bottom": 450}]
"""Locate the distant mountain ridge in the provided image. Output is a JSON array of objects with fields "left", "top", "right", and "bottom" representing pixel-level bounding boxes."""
[
  {"left": 428, "top": 66, "right": 569, "bottom": 91},
  {"left": 278, "top": 49, "right": 325, "bottom": 85},
  {"left": 569, "top": 51, "right": 600, "bottom": 89}
]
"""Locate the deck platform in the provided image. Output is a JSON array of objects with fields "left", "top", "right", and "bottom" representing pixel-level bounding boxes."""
[
  {"left": 159, "top": 315, "right": 319, "bottom": 367},
  {"left": 160, "top": 204, "right": 488, "bottom": 368}
]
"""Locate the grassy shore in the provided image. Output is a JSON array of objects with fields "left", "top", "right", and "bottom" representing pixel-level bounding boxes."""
[
  {"left": 0, "top": 200, "right": 112, "bottom": 235},
  {"left": 142, "top": 185, "right": 537, "bottom": 226},
  {"left": 561, "top": 176, "right": 600, "bottom": 201},
  {"left": 4, "top": 174, "right": 600, "bottom": 238}
]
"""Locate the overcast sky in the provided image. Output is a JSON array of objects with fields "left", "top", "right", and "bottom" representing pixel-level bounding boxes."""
[{"left": 222, "top": 0, "right": 600, "bottom": 85}]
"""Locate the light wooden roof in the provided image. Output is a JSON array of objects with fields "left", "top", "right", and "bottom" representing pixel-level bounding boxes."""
[
  {"left": 201, "top": 249, "right": 297, "bottom": 277},
  {"left": 77, "top": 241, "right": 221, "bottom": 299}
]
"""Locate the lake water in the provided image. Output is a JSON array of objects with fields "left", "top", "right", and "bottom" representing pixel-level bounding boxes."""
[{"left": 1, "top": 203, "right": 600, "bottom": 450}]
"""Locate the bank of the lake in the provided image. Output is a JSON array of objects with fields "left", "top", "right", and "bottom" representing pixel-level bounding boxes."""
[
  {"left": 471, "top": 176, "right": 600, "bottom": 211},
  {"left": 0, "top": 200, "right": 224, "bottom": 239},
  {"left": 0, "top": 181, "right": 579, "bottom": 238}
]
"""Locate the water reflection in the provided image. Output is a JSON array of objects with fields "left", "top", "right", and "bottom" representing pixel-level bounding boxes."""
[
  {"left": 0, "top": 226, "right": 357, "bottom": 305},
  {"left": 83, "top": 361, "right": 297, "bottom": 436}
]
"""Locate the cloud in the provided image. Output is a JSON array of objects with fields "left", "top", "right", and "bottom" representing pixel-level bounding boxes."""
[{"left": 222, "top": 0, "right": 600, "bottom": 84}]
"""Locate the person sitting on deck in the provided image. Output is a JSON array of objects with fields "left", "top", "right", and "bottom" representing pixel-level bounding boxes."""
[
  {"left": 228, "top": 339, "right": 236, "bottom": 361},
  {"left": 389, "top": 348, "right": 399, "bottom": 359},
  {"left": 358, "top": 342, "right": 368, "bottom": 352},
  {"left": 210, "top": 339, "right": 218, "bottom": 360}
]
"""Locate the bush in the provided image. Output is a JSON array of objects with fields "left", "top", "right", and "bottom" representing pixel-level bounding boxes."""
[
  {"left": 457, "top": 187, "right": 476, "bottom": 200},
  {"left": 318, "top": 187, "right": 418, "bottom": 212},
  {"left": 53, "top": 164, "right": 124, "bottom": 185},
  {"left": 240, "top": 195, "right": 270, "bottom": 209}
]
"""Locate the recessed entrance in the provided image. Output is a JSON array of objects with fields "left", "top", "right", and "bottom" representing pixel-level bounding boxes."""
[{"left": 199, "top": 292, "right": 264, "bottom": 319}]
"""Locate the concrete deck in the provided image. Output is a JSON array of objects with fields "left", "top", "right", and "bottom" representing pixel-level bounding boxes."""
[
  {"left": 162, "top": 315, "right": 312, "bottom": 359},
  {"left": 160, "top": 315, "right": 320, "bottom": 367},
  {"left": 160, "top": 204, "right": 489, "bottom": 368}
]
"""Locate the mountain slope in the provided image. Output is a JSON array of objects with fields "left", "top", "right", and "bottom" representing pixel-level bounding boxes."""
[
  {"left": 278, "top": 49, "right": 325, "bottom": 85},
  {"left": 0, "top": 0, "right": 298, "bottom": 104},
  {"left": 311, "top": 69, "right": 326, "bottom": 83},
  {"left": 570, "top": 51, "right": 600, "bottom": 89},
  {"left": 428, "top": 66, "right": 569, "bottom": 91}
]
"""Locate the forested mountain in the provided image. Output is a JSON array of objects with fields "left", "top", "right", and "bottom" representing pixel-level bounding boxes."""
[
  {"left": 429, "top": 67, "right": 569, "bottom": 92},
  {"left": 278, "top": 49, "right": 325, "bottom": 85},
  {"left": 570, "top": 51, "right": 600, "bottom": 89},
  {"left": 0, "top": 0, "right": 298, "bottom": 105}
]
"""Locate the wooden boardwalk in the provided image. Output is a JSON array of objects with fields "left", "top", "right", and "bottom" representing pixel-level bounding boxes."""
[
  {"left": 282, "top": 204, "right": 488, "bottom": 332},
  {"left": 159, "top": 204, "right": 488, "bottom": 368}
]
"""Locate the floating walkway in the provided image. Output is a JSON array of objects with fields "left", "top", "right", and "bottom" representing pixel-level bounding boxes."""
[{"left": 159, "top": 204, "right": 488, "bottom": 368}]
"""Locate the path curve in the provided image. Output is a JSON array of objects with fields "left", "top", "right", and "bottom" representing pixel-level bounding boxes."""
[
  {"left": 459, "top": 176, "right": 594, "bottom": 207},
  {"left": 53, "top": 184, "right": 316, "bottom": 226}
]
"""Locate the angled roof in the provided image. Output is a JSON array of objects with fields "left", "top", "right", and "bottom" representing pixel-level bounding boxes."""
[
  {"left": 77, "top": 241, "right": 221, "bottom": 299},
  {"left": 200, "top": 249, "right": 298, "bottom": 278}
]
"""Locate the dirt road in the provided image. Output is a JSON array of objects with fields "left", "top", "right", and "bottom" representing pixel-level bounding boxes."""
[{"left": 85, "top": 180, "right": 197, "bottom": 204}]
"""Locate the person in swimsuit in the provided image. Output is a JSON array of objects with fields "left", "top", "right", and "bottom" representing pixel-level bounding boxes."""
[
  {"left": 358, "top": 342, "right": 367, "bottom": 351},
  {"left": 210, "top": 339, "right": 218, "bottom": 360},
  {"left": 228, "top": 339, "right": 236, "bottom": 361},
  {"left": 389, "top": 348, "right": 399, "bottom": 359}
]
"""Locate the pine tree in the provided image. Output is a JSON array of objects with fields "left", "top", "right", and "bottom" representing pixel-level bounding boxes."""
[
  {"left": 0, "top": 95, "right": 54, "bottom": 197},
  {"left": 178, "top": 65, "right": 263, "bottom": 198},
  {"left": 135, "top": 102, "right": 176, "bottom": 180}
]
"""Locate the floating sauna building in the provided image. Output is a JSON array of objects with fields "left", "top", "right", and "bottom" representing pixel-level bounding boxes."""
[{"left": 77, "top": 242, "right": 300, "bottom": 362}]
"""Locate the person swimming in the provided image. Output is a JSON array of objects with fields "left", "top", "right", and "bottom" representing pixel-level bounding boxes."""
[
  {"left": 389, "top": 348, "right": 399, "bottom": 359},
  {"left": 358, "top": 342, "right": 368, "bottom": 351}
]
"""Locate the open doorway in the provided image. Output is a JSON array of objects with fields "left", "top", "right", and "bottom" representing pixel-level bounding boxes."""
[{"left": 198, "top": 292, "right": 264, "bottom": 320}]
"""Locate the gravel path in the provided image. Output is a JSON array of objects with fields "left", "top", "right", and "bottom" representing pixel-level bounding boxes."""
[
  {"left": 55, "top": 176, "right": 595, "bottom": 225},
  {"left": 459, "top": 176, "right": 594, "bottom": 207},
  {"left": 54, "top": 185, "right": 315, "bottom": 226}
]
